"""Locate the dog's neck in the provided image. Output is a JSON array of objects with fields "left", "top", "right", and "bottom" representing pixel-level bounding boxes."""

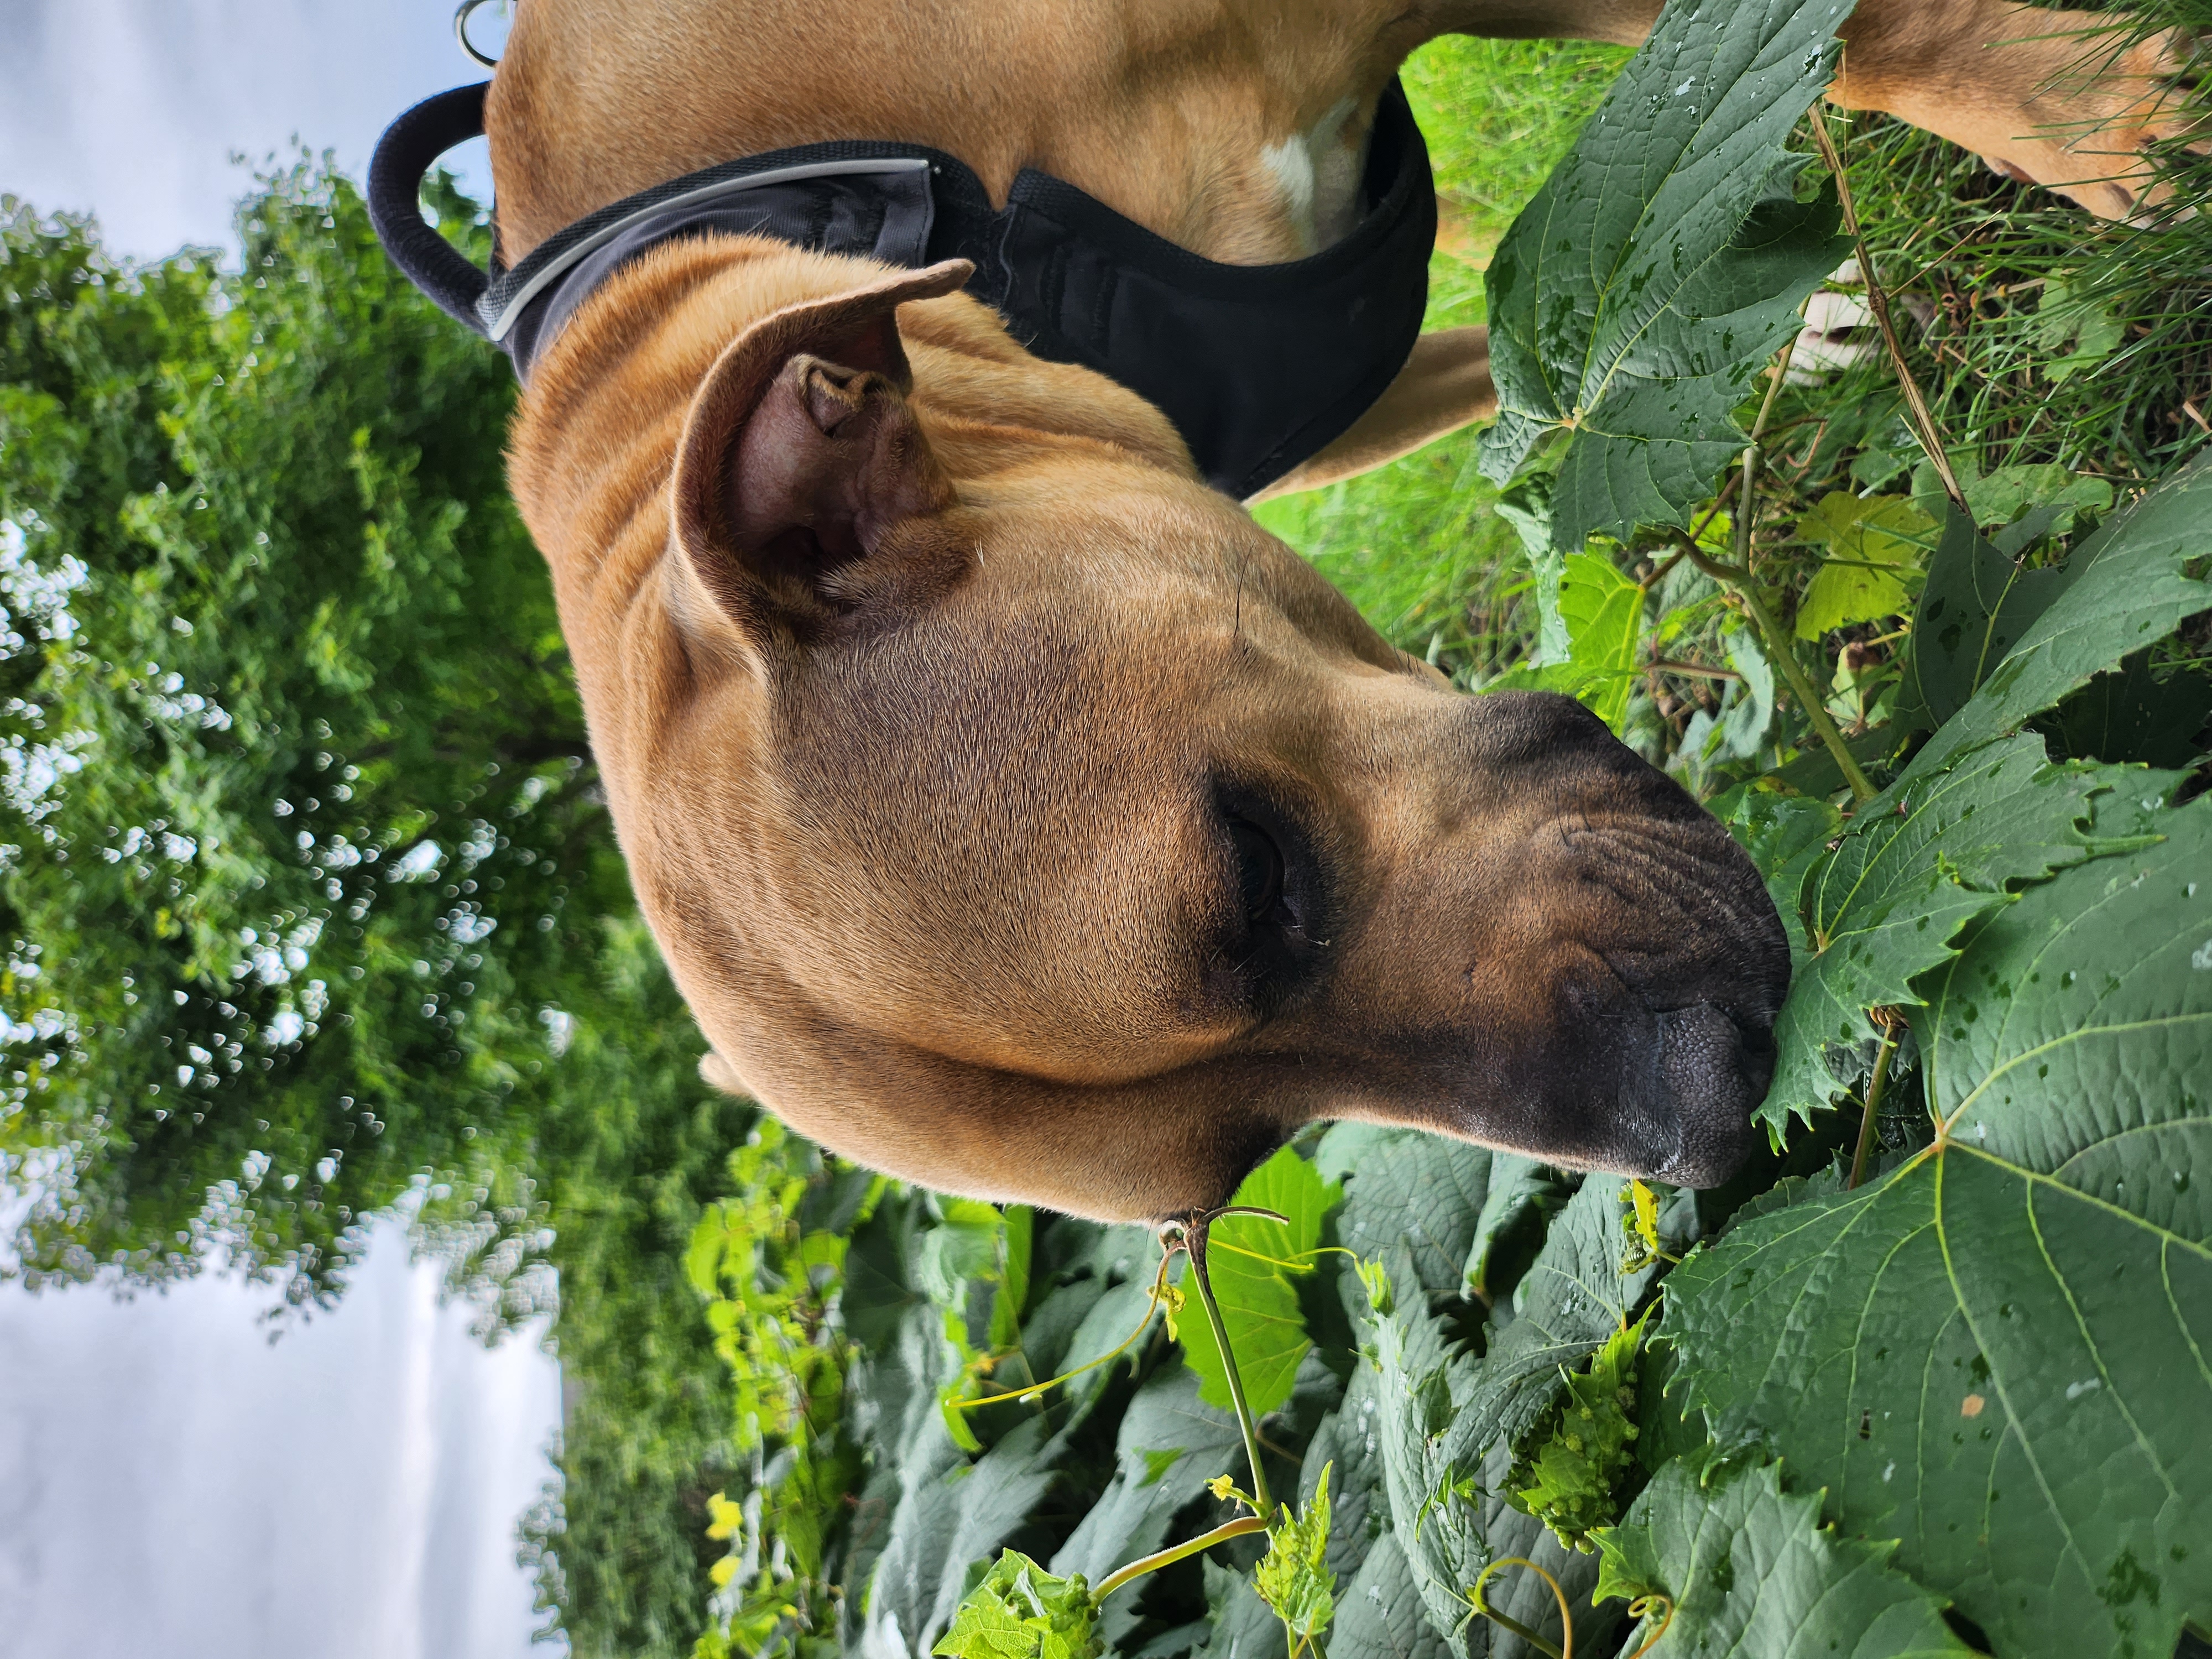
[
  {"left": 484, "top": 0, "right": 1449, "bottom": 268},
  {"left": 503, "top": 236, "right": 1193, "bottom": 776}
]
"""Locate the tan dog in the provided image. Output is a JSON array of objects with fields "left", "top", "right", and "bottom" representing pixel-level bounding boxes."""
[{"left": 467, "top": 0, "right": 2187, "bottom": 1221}]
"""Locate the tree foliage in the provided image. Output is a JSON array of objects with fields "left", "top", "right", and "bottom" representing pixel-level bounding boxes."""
[
  {"left": 0, "top": 169, "right": 624, "bottom": 1301},
  {"left": 1, "top": 174, "right": 750, "bottom": 1658}
]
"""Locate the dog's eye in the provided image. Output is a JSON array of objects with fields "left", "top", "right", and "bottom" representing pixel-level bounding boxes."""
[{"left": 1230, "top": 818, "right": 1285, "bottom": 923}]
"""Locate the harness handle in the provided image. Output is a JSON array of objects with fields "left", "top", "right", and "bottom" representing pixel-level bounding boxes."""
[{"left": 368, "top": 82, "right": 494, "bottom": 334}]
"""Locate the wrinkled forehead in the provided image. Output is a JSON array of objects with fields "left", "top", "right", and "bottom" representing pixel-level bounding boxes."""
[
  {"left": 771, "top": 484, "right": 1402, "bottom": 796},
  {"left": 773, "top": 582, "right": 1222, "bottom": 847}
]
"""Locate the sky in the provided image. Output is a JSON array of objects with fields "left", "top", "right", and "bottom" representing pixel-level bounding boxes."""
[
  {"left": 2, "top": 7, "right": 562, "bottom": 1655},
  {"left": 0, "top": 1221, "right": 562, "bottom": 1658},
  {"left": 1, "top": 0, "right": 502, "bottom": 260}
]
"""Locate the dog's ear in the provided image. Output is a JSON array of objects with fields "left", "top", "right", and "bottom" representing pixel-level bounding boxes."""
[{"left": 671, "top": 260, "right": 975, "bottom": 643}]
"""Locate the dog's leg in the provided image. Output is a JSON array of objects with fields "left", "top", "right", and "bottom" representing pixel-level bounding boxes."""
[
  {"left": 1830, "top": 0, "right": 2197, "bottom": 222},
  {"left": 1248, "top": 326, "right": 1496, "bottom": 501},
  {"left": 1442, "top": 0, "right": 2195, "bottom": 221}
]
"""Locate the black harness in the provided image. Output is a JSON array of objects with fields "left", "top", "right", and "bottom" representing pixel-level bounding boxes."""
[{"left": 369, "top": 82, "right": 1436, "bottom": 499}]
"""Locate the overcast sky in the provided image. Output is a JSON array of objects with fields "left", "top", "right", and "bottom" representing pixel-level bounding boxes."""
[
  {"left": 0, "top": 1220, "right": 562, "bottom": 1658},
  {"left": 1, "top": 0, "right": 500, "bottom": 260},
  {"left": 2, "top": 6, "right": 561, "bottom": 1655}
]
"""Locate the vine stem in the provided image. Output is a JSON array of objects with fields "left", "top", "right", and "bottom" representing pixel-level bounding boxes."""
[
  {"left": 1849, "top": 1024, "right": 1901, "bottom": 1189},
  {"left": 1183, "top": 1213, "right": 1274, "bottom": 1519},
  {"left": 1808, "top": 104, "right": 1968, "bottom": 515},
  {"left": 1733, "top": 319, "right": 1801, "bottom": 573},
  {"left": 1468, "top": 1557, "right": 1574, "bottom": 1659},
  {"left": 1094, "top": 1515, "right": 1270, "bottom": 1599},
  {"left": 1675, "top": 537, "right": 1877, "bottom": 803}
]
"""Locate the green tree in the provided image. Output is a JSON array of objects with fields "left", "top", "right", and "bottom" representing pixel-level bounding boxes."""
[
  {"left": 1, "top": 167, "right": 755, "bottom": 1654},
  {"left": 0, "top": 166, "right": 623, "bottom": 1301}
]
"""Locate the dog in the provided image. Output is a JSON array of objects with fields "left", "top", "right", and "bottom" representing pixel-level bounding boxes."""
[{"left": 370, "top": 0, "right": 2188, "bottom": 1222}]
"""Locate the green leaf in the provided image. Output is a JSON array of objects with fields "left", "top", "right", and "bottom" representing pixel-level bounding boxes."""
[
  {"left": 1320, "top": 1124, "right": 1558, "bottom": 1305},
  {"left": 1301, "top": 1363, "right": 1389, "bottom": 1588},
  {"left": 1468, "top": 1155, "right": 1566, "bottom": 1303},
  {"left": 1793, "top": 493, "right": 1937, "bottom": 639},
  {"left": 1464, "top": 1176, "right": 1687, "bottom": 1453},
  {"left": 1194, "top": 1558, "right": 1284, "bottom": 1659},
  {"left": 1048, "top": 1364, "right": 1243, "bottom": 1647},
  {"left": 1760, "top": 735, "right": 2132, "bottom": 1138},
  {"left": 1708, "top": 621, "right": 1777, "bottom": 764},
  {"left": 1495, "top": 471, "right": 1572, "bottom": 665},
  {"left": 1557, "top": 552, "right": 1647, "bottom": 731},
  {"left": 1591, "top": 1459, "right": 1973, "bottom": 1657},
  {"left": 1504, "top": 1312, "right": 1647, "bottom": 1550},
  {"left": 1369, "top": 1176, "right": 1685, "bottom": 1646},
  {"left": 2042, "top": 649, "right": 2212, "bottom": 770},
  {"left": 864, "top": 1418, "right": 1061, "bottom": 1657},
  {"left": 919, "top": 1198, "right": 1010, "bottom": 1307},
  {"left": 1477, "top": 0, "right": 1853, "bottom": 549},
  {"left": 1481, "top": 552, "right": 1648, "bottom": 733},
  {"left": 1175, "top": 1146, "right": 1335, "bottom": 1417},
  {"left": 1894, "top": 506, "right": 2076, "bottom": 732},
  {"left": 1325, "top": 1532, "right": 1453, "bottom": 1659},
  {"left": 1255, "top": 1463, "right": 1337, "bottom": 1642},
  {"left": 1719, "top": 787, "right": 1841, "bottom": 967},
  {"left": 933, "top": 1550, "right": 1102, "bottom": 1659},
  {"left": 1663, "top": 799, "right": 2212, "bottom": 1658},
  {"left": 1897, "top": 455, "right": 2212, "bottom": 787},
  {"left": 2030, "top": 276, "right": 2126, "bottom": 385},
  {"left": 1962, "top": 463, "right": 2112, "bottom": 536}
]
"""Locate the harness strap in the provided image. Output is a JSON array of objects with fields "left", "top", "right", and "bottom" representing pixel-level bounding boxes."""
[
  {"left": 367, "top": 82, "right": 494, "bottom": 332},
  {"left": 368, "top": 80, "right": 1436, "bottom": 498}
]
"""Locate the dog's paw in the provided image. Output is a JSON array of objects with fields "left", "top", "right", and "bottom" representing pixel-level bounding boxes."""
[
  {"left": 1785, "top": 260, "right": 1936, "bottom": 387},
  {"left": 1839, "top": 5, "right": 2203, "bottom": 222},
  {"left": 1971, "top": 24, "right": 2204, "bottom": 221}
]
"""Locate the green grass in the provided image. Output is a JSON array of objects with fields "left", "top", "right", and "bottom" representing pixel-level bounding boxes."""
[{"left": 1253, "top": 37, "right": 1627, "bottom": 679}]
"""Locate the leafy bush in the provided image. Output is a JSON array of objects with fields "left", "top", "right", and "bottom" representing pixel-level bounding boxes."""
[{"left": 687, "top": 3, "right": 2209, "bottom": 1657}]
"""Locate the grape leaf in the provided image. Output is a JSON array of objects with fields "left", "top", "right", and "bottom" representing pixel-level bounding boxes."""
[
  {"left": 1174, "top": 1146, "right": 1335, "bottom": 1417},
  {"left": 1896, "top": 453, "right": 2212, "bottom": 786},
  {"left": 1592, "top": 1459, "right": 1973, "bottom": 1657},
  {"left": 1793, "top": 493, "right": 1936, "bottom": 639},
  {"left": 935, "top": 1550, "right": 1102, "bottom": 1659},
  {"left": 1477, "top": 0, "right": 1854, "bottom": 550},
  {"left": 1048, "top": 1364, "right": 1244, "bottom": 1647},
  {"left": 1368, "top": 1177, "right": 1687, "bottom": 1646},
  {"left": 1663, "top": 800, "right": 2212, "bottom": 1658},
  {"left": 1760, "top": 735, "right": 2140, "bottom": 1138}
]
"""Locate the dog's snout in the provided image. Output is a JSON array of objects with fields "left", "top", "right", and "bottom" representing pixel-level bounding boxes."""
[
  {"left": 1647, "top": 1003, "right": 1770, "bottom": 1186},
  {"left": 1461, "top": 690, "right": 1626, "bottom": 770}
]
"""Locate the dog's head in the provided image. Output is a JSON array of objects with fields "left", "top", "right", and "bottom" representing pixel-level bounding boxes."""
[{"left": 588, "top": 258, "right": 1790, "bottom": 1221}]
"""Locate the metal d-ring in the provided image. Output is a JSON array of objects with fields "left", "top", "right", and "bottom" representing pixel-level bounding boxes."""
[{"left": 455, "top": 0, "right": 507, "bottom": 67}]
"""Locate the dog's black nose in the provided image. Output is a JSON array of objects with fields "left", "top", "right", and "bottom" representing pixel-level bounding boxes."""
[{"left": 1646, "top": 1002, "right": 1773, "bottom": 1186}]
